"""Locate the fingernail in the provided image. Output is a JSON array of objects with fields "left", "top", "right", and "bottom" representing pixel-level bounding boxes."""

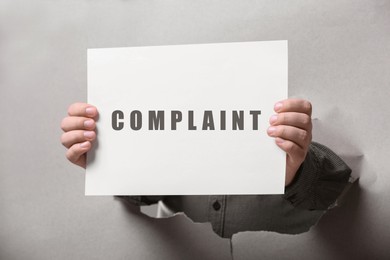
[
  {"left": 80, "top": 141, "right": 89, "bottom": 148},
  {"left": 275, "top": 138, "right": 284, "bottom": 144},
  {"left": 84, "top": 131, "right": 95, "bottom": 139},
  {"left": 84, "top": 120, "right": 94, "bottom": 128},
  {"left": 267, "top": 126, "right": 276, "bottom": 136},
  {"left": 86, "top": 107, "right": 95, "bottom": 116},
  {"left": 270, "top": 115, "right": 278, "bottom": 124},
  {"left": 274, "top": 102, "right": 283, "bottom": 112}
]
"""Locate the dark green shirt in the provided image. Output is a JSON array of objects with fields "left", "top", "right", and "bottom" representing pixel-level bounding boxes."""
[{"left": 119, "top": 142, "right": 352, "bottom": 238}]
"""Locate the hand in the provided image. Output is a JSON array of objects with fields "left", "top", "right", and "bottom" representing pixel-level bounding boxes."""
[
  {"left": 267, "top": 99, "right": 312, "bottom": 186},
  {"left": 60, "top": 103, "right": 98, "bottom": 168}
]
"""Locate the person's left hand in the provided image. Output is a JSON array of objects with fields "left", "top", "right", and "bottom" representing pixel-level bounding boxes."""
[{"left": 267, "top": 99, "right": 313, "bottom": 186}]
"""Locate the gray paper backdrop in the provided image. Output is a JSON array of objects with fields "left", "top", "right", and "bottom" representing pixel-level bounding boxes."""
[{"left": 0, "top": 0, "right": 389, "bottom": 259}]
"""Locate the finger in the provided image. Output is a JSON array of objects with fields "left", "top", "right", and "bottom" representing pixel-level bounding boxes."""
[
  {"left": 66, "top": 141, "right": 91, "bottom": 168},
  {"left": 274, "top": 99, "right": 312, "bottom": 116},
  {"left": 67, "top": 102, "right": 98, "bottom": 118},
  {"left": 275, "top": 138, "right": 307, "bottom": 186},
  {"left": 275, "top": 138, "right": 306, "bottom": 163},
  {"left": 267, "top": 125, "right": 311, "bottom": 149},
  {"left": 61, "top": 116, "right": 95, "bottom": 132},
  {"left": 61, "top": 130, "right": 96, "bottom": 148},
  {"left": 269, "top": 112, "right": 312, "bottom": 131}
]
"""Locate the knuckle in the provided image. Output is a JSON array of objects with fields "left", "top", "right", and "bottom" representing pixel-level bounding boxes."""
[
  {"left": 285, "top": 141, "right": 295, "bottom": 153},
  {"left": 66, "top": 146, "right": 80, "bottom": 162},
  {"left": 300, "top": 130, "right": 308, "bottom": 142}
]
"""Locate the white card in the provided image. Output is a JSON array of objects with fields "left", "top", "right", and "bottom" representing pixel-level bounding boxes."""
[{"left": 86, "top": 41, "right": 287, "bottom": 195}]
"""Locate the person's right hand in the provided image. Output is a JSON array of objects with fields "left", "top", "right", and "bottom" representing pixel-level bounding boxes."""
[{"left": 60, "top": 103, "right": 98, "bottom": 168}]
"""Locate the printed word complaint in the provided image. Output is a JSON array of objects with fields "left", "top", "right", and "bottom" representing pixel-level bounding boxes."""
[{"left": 111, "top": 110, "right": 262, "bottom": 131}]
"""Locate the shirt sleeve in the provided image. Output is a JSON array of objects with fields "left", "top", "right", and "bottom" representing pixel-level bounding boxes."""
[
  {"left": 116, "top": 196, "right": 164, "bottom": 206},
  {"left": 283, "top": 142, "right": 352, "bottom": 210}
]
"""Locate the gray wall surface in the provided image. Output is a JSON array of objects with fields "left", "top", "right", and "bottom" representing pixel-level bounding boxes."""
[{"left": 1, "top": 0, "right": 389, "bottom": 259}]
